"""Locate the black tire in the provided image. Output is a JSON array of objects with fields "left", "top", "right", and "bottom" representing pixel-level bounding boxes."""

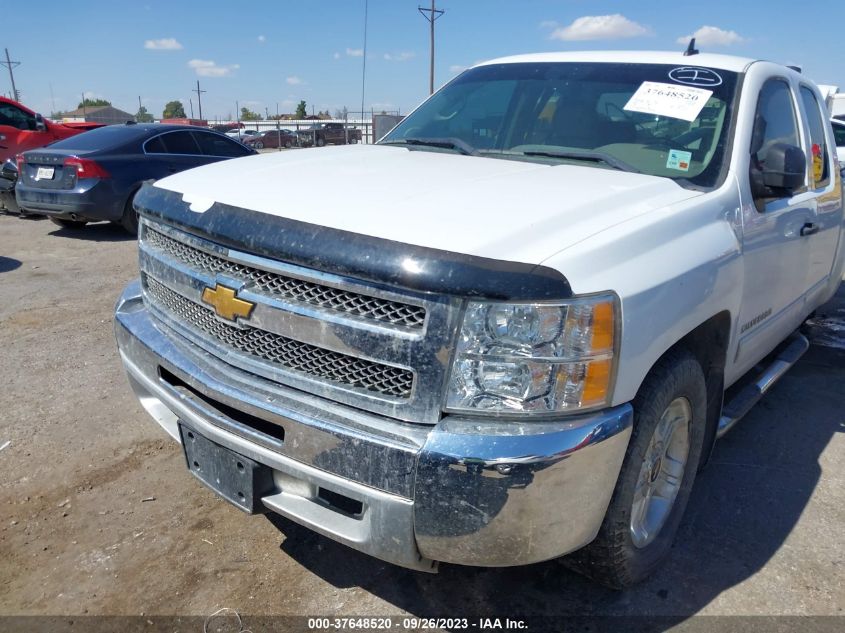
[
  {"left": 254, "top": 141, "right": 264, "bottom": 149},
  {"left": 50, "top": 217, "right": 87, "bottom": 229},
  {"left": 120, "top": 191, "right": 140, "bottom": 235},
  {"left": 350, "top": 138, "right": 358, "bottom": 144},
  {"left": 565, "top": 347, "right": 708, "bottom": 588},
  {"left": 285, "top": 140, "right": 292, "bottom": 148},
  {"left": 316, "top": 137, "right": 325, "bottom": 147}
]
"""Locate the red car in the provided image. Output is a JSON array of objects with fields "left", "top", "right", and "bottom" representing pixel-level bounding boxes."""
[
  {"left": 0, "top": 96, "right": 101, "bottom": 163},
  {"left": 245, "top": 129, "right": 297, "bottom": 149}
]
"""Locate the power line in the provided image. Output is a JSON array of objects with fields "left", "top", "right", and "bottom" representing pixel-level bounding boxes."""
[
  {"left": 1, "top": 49, "right": 21, "bottom": 101},
  {"left": 418, "top": 0, "right": 444, "bottom": 95}
]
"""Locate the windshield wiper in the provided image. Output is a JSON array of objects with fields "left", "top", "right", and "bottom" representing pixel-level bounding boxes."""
[
  {"left": 519, "top": 149, "right": 641, "bottom": 174},
  {"left": 381, "top": 137, "right": 479, "bottom": 156}
]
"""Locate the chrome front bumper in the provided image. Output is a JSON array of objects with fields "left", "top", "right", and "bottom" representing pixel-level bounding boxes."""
[{"left": 115, "top": 279, "right": 633, "bottom": 571}]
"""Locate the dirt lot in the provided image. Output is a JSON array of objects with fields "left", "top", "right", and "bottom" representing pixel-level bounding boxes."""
[{"left": 1, "top": 213, "right": 844, "bottom": 629}]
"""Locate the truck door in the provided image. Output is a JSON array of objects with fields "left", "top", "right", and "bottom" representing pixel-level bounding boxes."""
[
  {"left": 735, "top": 78, "right": 814, "bottom": 372},
  {"left": 797, "top": 85, "right": 843, "bottom": 307}
]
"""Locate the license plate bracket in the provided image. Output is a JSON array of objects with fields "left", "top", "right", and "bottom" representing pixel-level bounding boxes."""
[
  {"left": 179, "top": 423, "right": 274, "bottom": 514},
  {"left": 35, "top": 166, "right": 54, "bottom": 181}
]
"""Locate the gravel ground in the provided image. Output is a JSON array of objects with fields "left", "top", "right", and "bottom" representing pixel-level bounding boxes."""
[{"left": 0, "top": 213, "right": 843, "bottom": 630}]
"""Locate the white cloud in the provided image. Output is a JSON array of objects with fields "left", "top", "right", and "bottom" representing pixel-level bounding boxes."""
[
  {"left": 144, "top": 38, "right": 183, "bottom": 50},
  {"left": 333, "top": 52, "right": 341, "bottom": 59},
  {"left": 550, "top": 14, "right": 649, "bottom": 41},
  {"left": 384, "top": 51, "right": 415, "bottom": 62},
  {"left": 449, "top": 64, "right": 468, "bottom": 73},
  {"left": 286, "top": 76, "right": 302, "bottom": 85},
  {"left": 187, "top": 59, "right": 240, "bottom": 77},
  {"left": 676, "top": 25, "right": 745, "bottom": 47},
  {"left": 257, "top": 35, "right": 266, "bottom": 43},
  {"left": 346, "top": 48, "right": 364, "bottom": 57}
]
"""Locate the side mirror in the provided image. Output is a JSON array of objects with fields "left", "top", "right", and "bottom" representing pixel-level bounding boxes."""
[
  {"left": 751, "top": 143, "right": 806, "bottom": 200},
  {"left": 34, "top": 113, "right": 47, "bottom": 132}
]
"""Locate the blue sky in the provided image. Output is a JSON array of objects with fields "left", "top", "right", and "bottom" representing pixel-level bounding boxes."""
[{"left": 3, "top": 0, "right": 844, "bottom": 121}]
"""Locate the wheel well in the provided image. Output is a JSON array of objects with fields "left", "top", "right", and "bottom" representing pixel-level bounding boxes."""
[{"left": 661, "top": 311, "right": 731, "bottom": 470}]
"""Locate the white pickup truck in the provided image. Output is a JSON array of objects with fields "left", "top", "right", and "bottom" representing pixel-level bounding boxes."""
[{"left": 114, "top": 50, "right": 844, "bottom": 588}]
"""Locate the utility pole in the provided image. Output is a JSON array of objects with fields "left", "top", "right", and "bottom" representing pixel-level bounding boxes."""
[
  {"left": 189, "top": 98, "right": 194, "bottom": 119},
  {"left": 418, "top": 0, "right": 444, "bottom": 95},
  {"left": 360, "top": 0, "right": 368, "bottom": 123},
  {"left": 1, "top": 48, "right": 21, "bottom": 101},
  {"left": 192, "top": 80, "right": 206, "bottom": 120}
]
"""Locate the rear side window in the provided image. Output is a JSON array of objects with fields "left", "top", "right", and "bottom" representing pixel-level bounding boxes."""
[
  {"left": 799, "top": 86, "right": 831, "bottom": 188},
  {"left": 160, "top": 131, "right": 201, "bottom": 155},
  {"left": 834, "top": 124, "right": 845, "bottom": 147},
  {"left": 144, "top": 135, "right": 166, "bottom": 153},
  {"left": 192, "top": 131, "right": 252, "bottom": 157},
  {"left": 750, "top": 79, "right": 803, "bottom": 191}
]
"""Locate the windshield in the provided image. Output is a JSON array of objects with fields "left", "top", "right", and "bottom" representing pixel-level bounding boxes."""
[{"left": 382, "top": 62, "right": 740, "bottom": 188}]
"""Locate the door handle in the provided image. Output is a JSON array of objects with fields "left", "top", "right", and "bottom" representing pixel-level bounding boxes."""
[{"left": 800, "top": 222, "right": 819, "bottom": 237}]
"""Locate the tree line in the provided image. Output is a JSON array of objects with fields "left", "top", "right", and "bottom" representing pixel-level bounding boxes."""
[{"left": 54, "top": 97, "right": 344, "bottom": 122}]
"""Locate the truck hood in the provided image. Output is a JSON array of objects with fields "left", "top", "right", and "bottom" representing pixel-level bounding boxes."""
[{"left": 155, "top": 145, "right": 703, "bottom": 266}]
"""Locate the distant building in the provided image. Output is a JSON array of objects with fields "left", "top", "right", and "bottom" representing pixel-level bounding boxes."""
[{"left": 60, "top": 105, "right": 135, "bottom": 125}]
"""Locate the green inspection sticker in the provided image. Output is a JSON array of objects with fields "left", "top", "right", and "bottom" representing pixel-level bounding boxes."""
[{"left": 666, "top": 149, "right": 693, "bottom": 172}]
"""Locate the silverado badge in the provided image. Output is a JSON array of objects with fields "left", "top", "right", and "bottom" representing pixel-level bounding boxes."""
[{"left": 201, "top": 284, "right": 255, "bottom": 322}]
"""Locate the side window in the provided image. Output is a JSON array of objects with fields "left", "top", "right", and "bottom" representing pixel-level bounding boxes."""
[
  {"left": 750, "top": 79, "right": 804, "bottom": 195},
  {"left": 160, "top": 131, "right": 201, "bottom": 155},
  {"left": 799, "top": 86, "right": 831, "bottom": 188},
  {"left": 144, "top": 135, "right": 166, "bottom": 154},
  {"left": 192, "top": 131, "right": 252, "bottom": 157},
  {"left": 834, "top": 124, "right": 845, "bottom": 147},
  {"left": 0, "top": 103, "right": 37, "bottom": 131}
]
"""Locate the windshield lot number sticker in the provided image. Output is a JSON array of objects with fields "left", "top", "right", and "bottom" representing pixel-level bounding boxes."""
[
  {"left": 666, "top": 149, "right": 693, "bottom": 172},
  {"left": 624, "top": 81, "right": 713, "bottom": 122}
]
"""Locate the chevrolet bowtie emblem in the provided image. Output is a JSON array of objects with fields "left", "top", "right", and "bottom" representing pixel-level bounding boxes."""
[{"left": 201, "top": 284, "right": 255, "bottom": 322}]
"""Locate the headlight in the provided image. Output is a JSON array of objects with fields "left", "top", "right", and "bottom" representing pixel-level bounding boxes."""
[{"left": 445, "top": 294, "right": 617, "bottom": 415}]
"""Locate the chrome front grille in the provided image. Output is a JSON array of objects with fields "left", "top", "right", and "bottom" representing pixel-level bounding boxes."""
[
  {"left": 145, "top": 227, "right": 426, "bottom": 329},
  {"left": 145, "top": 276, "right": 414, "bottom": 398},
  {"left": 138, "top": 218, "right": 461, "bottom": 424}
]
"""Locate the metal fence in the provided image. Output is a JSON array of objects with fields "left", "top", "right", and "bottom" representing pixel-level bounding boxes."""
[{"left": 204, "top": 109, "right": 404, "bottom": 145}]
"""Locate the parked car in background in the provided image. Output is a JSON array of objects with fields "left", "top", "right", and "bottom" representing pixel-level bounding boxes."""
[
  {"left": 15, "top": 123, "right": 256, "bottom": 234},
  {"left": 244, "top": 129, "right": 297, "bottom": 149},
  {"left": 832, "top": 119, "right": 845, "bottom": 163},
  {"left": 226, "top": 129, "right": 259, "bottom": 142},
  {"left": 296, "top": 122, "right": 362, "bottom": 147},
  {"left": 0, "top": 96, "right": 102, "bottom": 163}
]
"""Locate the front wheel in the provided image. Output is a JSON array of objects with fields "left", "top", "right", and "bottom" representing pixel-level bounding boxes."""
[
  {"left": 50, "top": 218, "right": 87, "bottom": 229},
  {"left": 254, "top": 141, "right": 264, "bottom": 149},
  {"left": 565, "top": 347, "right": 708, "bottom": 588},
  {"left": 316, "top": 137, "right": 325, "bottom": 147}
]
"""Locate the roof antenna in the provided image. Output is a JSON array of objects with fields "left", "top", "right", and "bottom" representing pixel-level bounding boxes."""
[{"left": 683, "top": 37, "right": 699, "bottom": 56}]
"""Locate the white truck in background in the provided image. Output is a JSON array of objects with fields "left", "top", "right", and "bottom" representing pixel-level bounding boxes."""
[{"left": 115, "top": 50, "right": 844, "bottom": 588}]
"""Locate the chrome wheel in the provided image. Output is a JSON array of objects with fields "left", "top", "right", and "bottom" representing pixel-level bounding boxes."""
[{"left": 630, "top": 397, "right": 691, "bottom": 548}]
